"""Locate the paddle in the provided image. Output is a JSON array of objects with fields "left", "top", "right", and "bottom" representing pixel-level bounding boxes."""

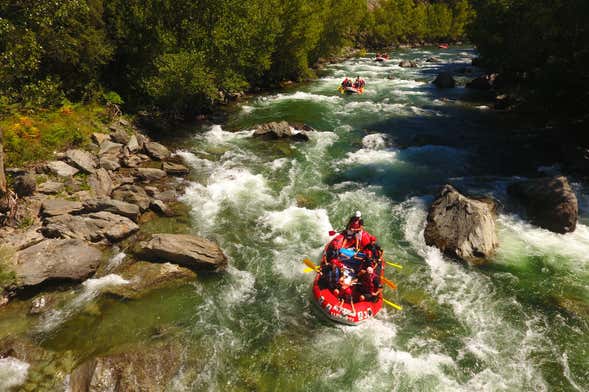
[
  {"left": 383, "top": 298, "right": 403, "bottom": 311},
  {"left": 385, "top": 261, "right": 403, "bottom": 269},
  {"left": 303, "top": 267, "right": 316, "bottom": 273},
  {"left": 381, "top": 276, "right": 397, "bottom": 290},
  {"left": 303, "top": 258, "right": 320, "bottom": 272}
]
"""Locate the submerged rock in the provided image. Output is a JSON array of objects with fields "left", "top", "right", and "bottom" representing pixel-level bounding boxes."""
[
  {"left": 252, "top": 121, "right": 310, "bottom": 141},
  {"left": 135, "top": 233, "right": 227, "bottom": 271},
  {"left": 13, "top": 239, "right": 102, "bottom": 287},
  {"left": 508, "top": 176, "right": 578, "bottom": 233},
  {"left": 424, "top": 185, "right": 498, "bottom": 264},
  {"left": 399, "top": 60, "right": 418, "bottom": 68},
  {"left": 432, "top": 72, "right": 456, "bottom": 88}
]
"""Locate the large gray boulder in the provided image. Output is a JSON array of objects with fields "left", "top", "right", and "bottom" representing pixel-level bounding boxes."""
[
  {"left": 424, "top": 185, "right": 498, "bottom": 264},
  {"left": 42, "top": 211, "right": 139, "bottom": 243},
  {"left": 99, "top": 140, "right": 123, "bottom": 157},
  {"left": 112, "top": 185, "right": 151, "bottom": 211},
  {"left": 46, "top": 161, "right": 79, "bottom": 177},
  {"left": 399, "top": 60, "right": 418, "bottom": 68},
  {"left": 37, "top": 181, "right": 64, "bottom": 194},
  {"left": 82, "top": 198, "right": 141, "bottom": 222},
  {"left": 252, "top": 121, "right": 310, "bottom": 141},
  {"left": 508, "top": 176, "right": 578, "bottom": 233},
  {"left": 41, "top": 199, "right": 84, "bottom": 217},
  {"left": 136, "top": 168, "right": 167, "bottom": 182},
  {"left": 144, "top": 142, "right": 171, "bottom": 160},
  {"left": 99, "top": 155, "right": 121, "bottom": 171},
  {"left": 163, "top": 162, "right": 189, "bottom": 176},
  {"left": 66, "top": 149, "right": 97, "bottom": 174},
  {"left": 88, "top": 168, "right": 113, "bottom": 198},
  {"left": 135, "top": 233, "right": 227, "bottom": 271},
  {"left": 433, "top": 72, "right": 456, "bottom": 88},
  {"left": 13, "top": 239, "right": 102, "bottom": 286}
]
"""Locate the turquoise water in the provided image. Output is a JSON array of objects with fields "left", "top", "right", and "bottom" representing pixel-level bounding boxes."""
[{"left": 3, "top": 47, "right": 589, "bottom": 391}]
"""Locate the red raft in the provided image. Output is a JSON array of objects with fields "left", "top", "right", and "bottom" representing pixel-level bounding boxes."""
[{"left": 311, "top": 258, "right": 384, "bottom": 326}]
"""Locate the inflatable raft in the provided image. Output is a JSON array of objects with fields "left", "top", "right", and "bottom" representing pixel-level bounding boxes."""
[
  {"left": 338, "top": 86, "right": 364, "bottom": 95},
  {"left": 311, "top": 249, "right": 384, "bottom": 325}
]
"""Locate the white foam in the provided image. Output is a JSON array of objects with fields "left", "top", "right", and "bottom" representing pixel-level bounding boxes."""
[
  {"left": 0, "top": 357, "right": 30, "bottom": 390},
  {"left": 39, "top": 274, "right": 129, "bottom": 332},
  {"left": 104, "top": 251, "right": 125, "bottom": 272},
  {"left": 362, "top": 133, "right": 387, "bottom": 150},
  {"left": 341, "top": 148, "right": 397, "bottom": 166},
  {"left": 260, "top": 91, "right": 342, "bottom": 105},
  {"left": 204, "top": 124, "right": 254, "bottom": 144},
  {"left": 260, "top": 206, "right": 333, "bottom": 248},
  {"left": 181, "top": 166, "right": 275, "bottom": 227},
  {"left": 223, "top": 266, "right": 257, "bottom": 305},
  {"left": 175, "top": 150, "right": 215, "bottom": 171},
  {"left": 269, "top": 158, "right": 289, "bottom": 170}
]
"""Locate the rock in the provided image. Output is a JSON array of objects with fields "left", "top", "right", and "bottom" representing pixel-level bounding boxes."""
[
  {"left": 82, "top": 198, "right": 141, "bottom": 222},
  {"left": 432, "top": 72, "right": 456, "bottom": 88},
  {"left": 144, "top": 142, "right": 171, "bottom": 161},
  {"left": 424, "top": 185, "right": 498, "bottom": 264},
  {"left": 110, "top": 128, "right": 130, "bottom": 144},
  {"left": 99, "top": 155, "right": 120, "bottom": 171},
  {"left": 253, "top": 121, "right": 310, "bottom": 141},
  {"left": 507, "top": 176, "right": 578, "bottom": 233},
  {"left": 37, "top": 181, "right": 64, "bottom": 194},
  {"left": 135, "top": 133, "right": 148, "bottom": 151},
  {"left": 13, "top": 239, "right": 102, "bottom": 286},
  {"left": 126, "top": 135, "right": 140, "bottom": 153},
  {"left": 88, "top": 168, "right": 113, "bottom": 198},
  {"left": 29, "top": 294, "right": 57, "bottom": 315},
  {"left": 12, "top": 173, "right": 36, "bottom": 197},
  {"left": 99, "top": 141, "right": 123, "bottom": 157},
  {"left": 103, "top": 262, "right": 196, "bottom": 299},
  {"left": 66, "top": 149, "right": 97, "bottom": 174},
  {"left": 135, "top": 233, "right": 227, "bottom": 271},
  {"left": 163, "top": 162, "right": 189, "bottom": 176},
  {"left": 112, "top": 185, "right": 151, "bottom": 211},
  {"left": 41, "top": 199, "right": 84, "bottom": 217},
  {"left": 399, "top": 60, "right": 418, "bottom": 68},
  {"left": 150, "top": 199, "right": 172, "bottom": 216},
  {"left": 42, "top": 211, "right": 139, "bottom": 243},
  {"left": 46, "top": 161, "right": 79, "bottom": 177},
  {"left": 0, "top": 131, "right": 6, "bottom": 198},
  {"left": 0, "top": 225, "right": 44, "bottom": 250},
  {"left": 92, "top": 132, "right": 110, "bottom": 145},
  {"left": 73, "top": 190, "right": 94, "bottom": 202},
  {"left": 122, "top": 153, "right": 150, "bottom": 168},
  {"left": 466, "top": 74, "right": 495, "bottom": 90},
  {"left": 136, "top": 168, "right": 167, "bottom": 182},
  {"left": 426, "top": 56, "right": 442, "bottom": 63}
]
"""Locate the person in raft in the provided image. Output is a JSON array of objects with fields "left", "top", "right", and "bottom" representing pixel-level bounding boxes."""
[
  {"left": 357, "top": 266, "right": 383, "bottom": 302},
  {"left": 353, "top": 76, "right": 365, "bottom": 89},
  {"left": 341, "top": 77, "right": 353, "bottom": 88}
]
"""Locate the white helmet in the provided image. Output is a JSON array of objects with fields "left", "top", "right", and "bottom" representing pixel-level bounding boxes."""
[{"left": 355, "top": 211, "right": 362, "bottom": 218}]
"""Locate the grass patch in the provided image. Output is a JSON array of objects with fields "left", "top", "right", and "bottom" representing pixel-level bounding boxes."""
[
  {"left": 0, "top": 103, "right": 110, "bottom": 167},
  {"left": 0, "top": 246, "right": 17, "bottom": 290}
]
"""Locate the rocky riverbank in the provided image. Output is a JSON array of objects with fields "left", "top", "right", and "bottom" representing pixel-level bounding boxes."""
[{"left": 0, "top": 117, "right": 227, "bottom": 390}]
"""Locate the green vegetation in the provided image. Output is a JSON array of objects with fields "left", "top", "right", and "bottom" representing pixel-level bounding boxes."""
[
  {"left": 468, "top": 0, "right": 589, "bottom": 114},
  {"left": 0, "top": 104, "right": 108, "bottom": 167}
]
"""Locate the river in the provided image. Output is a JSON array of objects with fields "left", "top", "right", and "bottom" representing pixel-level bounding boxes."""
[{"left": 2, "top": 47, "right": 589, "bottom": 391}]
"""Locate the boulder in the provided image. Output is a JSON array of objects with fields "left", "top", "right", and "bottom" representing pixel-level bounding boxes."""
[
  {"left": 112, "top": 185, "right": 151, "bottom": 211},
  {"left": 110, "top": 128, "right": 130, "bottom": 145},
  {"left": 66, "top": 149, "right": 97, "bottom": 174},
  {"left": 466, "top": 74, "right": 495, "bottom": 90},
  {"left": 37, "top": 181, "right": 64, "bottom": 194},
  {"left": 92, "top": 132, "right": 110, "bottom": 145},
  {"left": 99, "top": 141, "right": 123, "bottom": 157},
  {"left": 135, "top": 233, "right": 227, "bottom": 271},
  {"left": 424, "top": 185, "right": 498, "bottom": 264},
  {"left": 88, "top": 168, "right": 113, "bottom": 198},
  {"left": 150, "top": 199, "right": 172, "bottom": 216},
  {"left": 12, "top": 173, "right": 36, "bottom": 197},
  {"left": 126, "top": 135, "right": 140, "bottom": 153},
  {"left": 432, "top": 72, "right": 456, "bottom": 88},
  {"left": 41, "top": 199, "right": 84, "bottom": 217},
  {"left": 42, "top": 211, "right": 139, "bottom": 243},
  {"left": 82, "top": 198, "right": 141, "bottom": 222},
  {"left": 103, "top": 262, "right": 196, "bottom": 299},
  {"left": 99, "top": 155, "right": 120, "bottom": 171},
  {"left": 399, "top": 60, "right": 418, "bottom": 68},
  {"left": 144, "top": 142, "right": 171, "bottom": 160},
  {"left": 0, "top": 225, "right": 44, "bottom": 250},
  {"left": 46, "top": 161, "right": 79, "bottom": 177},
  {"left": 507, "top": 176, "right": 578, "bottom": 233},
  {"left": 426, "top": 56, "right": 442, "bottom": 63},
  {"left": 136, "top": 168, "right": 167, "bottom": 182},
  {"left": 163, "top": 161, "right": 189, "bottom": 176},
  {"left": 13, "top": 239, "right": 102, "bottom": 286},
  {"left": 253, "top": 121, "right": 310, "bottom": 141},
  {"left": 122, "top": 153, "right": 150, "bottom": 168}
]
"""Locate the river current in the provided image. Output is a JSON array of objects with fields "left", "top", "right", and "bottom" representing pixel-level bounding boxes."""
[{"left": 2, "top": 47, "right": 588, "bottom": 391}]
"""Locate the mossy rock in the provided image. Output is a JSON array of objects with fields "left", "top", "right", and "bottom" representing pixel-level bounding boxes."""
[{"left": 102, "top": 261, "right": 196, "bottom": 299}]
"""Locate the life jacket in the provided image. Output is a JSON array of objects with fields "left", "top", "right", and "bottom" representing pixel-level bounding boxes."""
[
  {"left": 359, "top": 231, "right": 376, "bottom": 250},
  {"left": 346, "top": 217, "right": 363, "bottom": 231}
]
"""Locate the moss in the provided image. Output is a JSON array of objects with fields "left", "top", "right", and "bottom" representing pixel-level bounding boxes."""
[{"left": 0, "top": 246, "right": 17, "bottom": 290}]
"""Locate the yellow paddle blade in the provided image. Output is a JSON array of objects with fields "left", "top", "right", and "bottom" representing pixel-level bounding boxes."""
[
  {"left": 382, "top": 277, "right": 397, "bottom": 290},
  {"left": 303, "top": 258, "right": 318, "bottom": 270},
  {"left": 383, "top": 298, "right": 402, "bottom": 311},
  {"left": 386, "top": 261, "right": 403, "bottom": 269},
  {"left": 303, "top": 267, "right": 316, "bottom": 273}
]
